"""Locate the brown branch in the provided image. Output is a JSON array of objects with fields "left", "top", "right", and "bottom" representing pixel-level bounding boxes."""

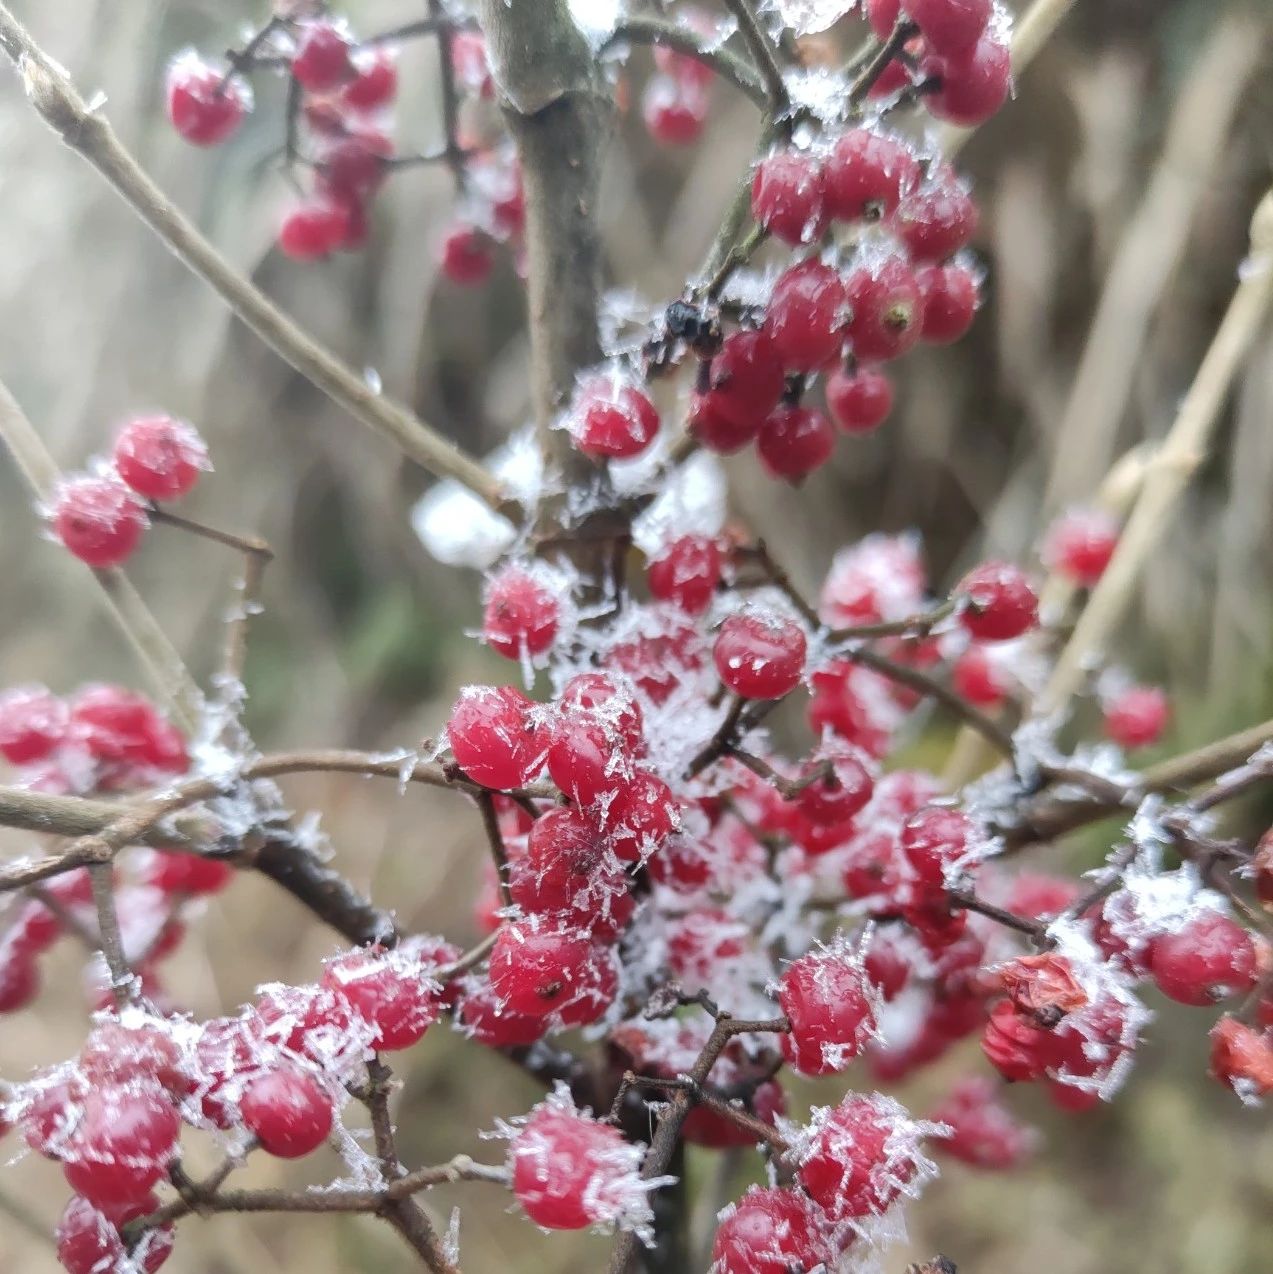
[
  {"left": 88, "top": 862, "right": 135, "bottom": 1007},
  {"left": 604, "top": 18, "right": 767, "bottom": 106},
  {"left": 948, "top": 888, "right": 1046, "bottom": 943},
  {"left": 733, "top": 540, "right": 821, "bottom": 628},
  {"left": 722, "top": 0, "right": 788, "bottom": 110},
  {"left": 827, "top": 599, "right": 955, "bottom": 643},
  {"left": 849, "top": 18, "right": 919, "bottom": 105},
  {"left": 685, "top": 695, "right": 748, "bottom": 779},
  {"left": 475, "top": 791, "right": 513, "bottom": 910}
]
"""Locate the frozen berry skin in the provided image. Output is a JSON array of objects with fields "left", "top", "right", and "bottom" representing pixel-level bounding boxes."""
[
  {"left": 922, "top": 32, "right": 1013, "bottom": 126},
  {"left": 757, "top": 404, "right": 835, "bottom": 481},
  {"left": 647, "top": 535, "right": 722, "bottom": 615},
  {"left": 892, "top": 174, "right": 979, "bottom": 262},
  {"left": 546, "top": 713, "right": 635, "bottom": 808},
  {"left": 279, "top": 200, "right": 351, "bottom": 260},
  {"left": 824, "top": 128, "right": 919, "bottom": 222},
  {"left": 447, "top": 685, "right": 545, "bottom": 789},
  {"left": 713, "top": 611, "right": 807, "bottom": 700},
  {"left": 844, "top": 257, "right": 922, "bottom": 362},
  {"left": 53, "top": 477, "right": 147, "bottom": 568},
  {"left": 916, "top": 262, "right": 981, "bottom": 343},
  {"left": 489, "top": 921, "right": 597, "bottom": 1018},
  {"left": 483, "top": 567, "right": 560, "bottom": 659},
  {"left": 440, "top": 224, "right": 495, "bottom": 285},
  {"left": 62, "top": 1085, "right": 180, "bottom": 1206},
  {"left": 113, "top": 415, "right": 208, "bottom": 502},
  {"left": 1042, "top": 507, "right": 1118, "bottom": 586},
  {"left": 952, "top": 644, "right": 1008, "bottom": 708},
  {"left": 779, "top": 948, "right": 878, "bottom": 1076},
  {"left": 689, "top": 392, "right": 760, "bottom": 454},
  {"left": 1148, "top": 911, "right": 1258, "bottom": 1006},
  {"left": 826, "top": 365, "right": 894, "bottom": 434},
  {"left": 78, "top": 1020, "right": 188, "bottom": 1097},
  {"left": 796, "top": 746, "right": 874, "bottom": 825},
  {"left": 166, "top": 58, "right": 249, "bottom": 146},
  {"left": 710, "top": 1186, "right": 830, "bottom": 1274},
  {"left": 750, "top": 150, "right": 828, "bottom": 246},
  {"left": 956, "top": 561, "right": 1038, "bottom": 641},
  {"left": 568, "top": 375, "right": 660, "bottom": 460},
  {"left": 764, "top": 259, "right": 848, "bottom": 373},
  {"left": 559, "top": 672, "right": 645, "bottom": 753},
  {"left": 239, "top": 1066, "right": 334, "bottom": 1158},
  {"left": 0, "top": 684, "right": 67, "bottom": 764},
  {"left": 291, "top": 20, "right": 355, "bottom": 92},
  {"left": 456, "top": 975, "right": 547, "bottom": 1047},
  {"left": 706, "top": 329, "right": 786, "bottom": 431},
  {"left": 606, "top": 768, "right": 678, "bottom": 863},
  {"left": 339, "top": 47, "right": 398, "bottom": 113},
  {"left": 642, "top": 75, "right": 708, "bottom": 145},
  {"left": 899, "top": 805, "right": 976, "bottom": 891},
  {"left": 1103, "top": 685, "right": 1169, "bottom": 750},
  {"left": 906, "top": 0, "right": 993, "bottom": 56},
  {"left": 56, "top": 1193, "right": 174, "bottom": 1274},
  {"left": 323, "top": 950, "right": 440, "bottom": 1051}
]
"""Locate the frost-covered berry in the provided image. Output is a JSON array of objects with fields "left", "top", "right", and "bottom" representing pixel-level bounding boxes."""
[
  {"left": 440, "top": 223, "right": 495, "bottom": 284},
  {"left": 764, "top": 260, "right": 848, "bottom": 373},
  {"left": 952, "top": 644, "right": 1009, "bottom": 708},
  {"left": 56, "top": 1193, "right": 173, "bottom": 1274},
  {"left": 113, "top": 415, "right": 208, "bottom": 502},
  {"left": 892, "top": 172, "right": 979, "bottom": 262},
  {"left": 922, "top": 33, "right": 1012, "bottom": 126},
  {"left": 930, "top": 1076, "right": 1035, "bottom": 1170},
  {"left": 710, "top": 1186, "right": 831, "bottom": 1273},
  {"left": 844, "top": 257, "right": 923, "bottom": 362},
  {"left": 826, "top": 365, "right": 893, "bottom": 435},
  {"left": 796, "top": 745, "right": 874, "bottom": 825},
  {"left": 1103, "top": 685, "right": 1168, "bottom": 750},
  {"left": 567, "top": 374, "right": 660, "bottom": 459},
  {"left": 68, "top": 684, "right": 185, "bottom": 773},
  {"left": 713, "top": 611, "right": 807, "bottom": 700},
  {"left": 0, "top": 684, "right": 67, "bottom": 764},
  {"left": 323, "top": 949, "right": 440, "bottom": 1051},
  {"left": 980, "top": 999, "right": 1051, "bottom": 1082},
  {"left": 489, "top": 921, "right": 602, "bottom": 1018},
  {"left": 62, "top": 1085, "right": 180, "bottom": 1206},
  {"left": 899, "top": 805, "right": 977, "bottom": 891},
  {"left": 647, "top": 535, "right": 722, "bottom": 615},
  {"left": 559, "top": 672, "right": 645, "bottom": 752},
  {"left": 1042, "top": 507, "right": 1119, "bottom": 586},
  {"left": 291, "top": 20, "right": 355, "bottom": 92},
  {"left": 279, "top": 200, "right": 352, "bottom": 260},
  {"left": 166, "top": 57, "right": 249, "bottom": 146},
  {"left": 757, "top": 404, "right": 836, "bottom": 481},
  {"left": 510, "top": 1093, "right": 653, "bottom": 1232},
  {"left": 339, "top": 47, "right": 398, "bottom": 113},
  {"left": 606, "top": 769, "right": 678, "bottom": 863},
  {"left": 956, "top": 562, "right": 1038, "bottom": 641},
  {"left": 1148, "top": 911, "right": 1258, "bottom": 1006},
  {"left": 53, "top": 477, "right": 147, "bottom": 568},
  {"left": 779, "top": 942, "right": 878, "bottom": 1076},
  {"left": 642, "top": 75, "right": 708, "bottom": 145},
  {"left": 483, "top": 567, "right": 561, "bottom": 659},
  {"left": 906, "top": 0, "right": 992, "bottom": 56},
  {"left": 824, "top": 128, "right": 919, "bottom": 223},
  {"left": 316, "top": 131, "right": 393, "bottom": 204},
  {"left": 239, "top": 1066, "right": 334, "bottom": 1158},
  {"left": 750, "top": 150, "right": 827, "bottom": 246},
  {"left": 916, "top": 262, "right": 981, "bottom": 343},
  {"left": 79, "top": 1020, "right": 188, "bottom": 1097},
  {"left": 1209, "top": 1016, "right": 1273, "bottom": 1099},
  {"left": 705, "top": 329, "right": 786, "bottom": 432},
  {"left": 448, "top": 685, "right": 545, "bottom": 789}
]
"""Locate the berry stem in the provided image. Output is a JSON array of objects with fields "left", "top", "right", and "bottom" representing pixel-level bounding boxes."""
[
  {"left": 88, "top": 862, "right": 136, "bottom": 1008},
  {"left": 721, "top": 0, "right": 789, "bottom": 112},
  {"left": 475, "top": 790, "right": 514, "bottom": 911},
  {"left": 848, "top": 18, "right": 919, "bottom": 106}
]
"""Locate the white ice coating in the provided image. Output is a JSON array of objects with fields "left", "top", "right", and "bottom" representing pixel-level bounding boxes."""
[
  {"left": 630, "top": 450, "right": 728, "bottom": 556},
  {"left": 762, "top": 0, "right": 856, "bottom": 36}
]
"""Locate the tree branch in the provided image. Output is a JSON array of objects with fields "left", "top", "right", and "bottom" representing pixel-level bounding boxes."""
[{"left": 604, "top": 18, "right": 767, "bottom": 106}]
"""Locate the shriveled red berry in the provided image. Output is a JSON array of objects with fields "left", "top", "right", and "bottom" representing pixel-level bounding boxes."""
[
  {"left": 339, "top": 47, "right": 398, "bottom": 113},
  {"left": 980, "top": 999, "right": 1051, "bottom": 1082},
  {"left": 0, "top": 684, "right": 67, "bottom": 764},
  {"left": 1210, "top": 1015, "right": 1273, "bottom": 1098},
  {"left": 826, "top": 365, "right": 894, "bottom": 434},
  {"left": 447, "top": 685, "right": 545, "bottom": 789},
  {"left": 489, "top": 921, "right": 600, "bottom": 1018},
  {"left": 844, "top": 257, "right": 922, "bottom": 361},
  {"left": 916, "top": 262, "right": 981, "bottom": 343},
  {"left": 1103, "top": 685, "right": 1168, "bottom": 750},
  {"left": 239, "top": 1066, "right": 334, "bottom": 1158},
  {"left": 757, "top": 404, "right": 835, "bottom": 481},
  {"left": 922, "top": 32, "right": 1012, "bottom": 126},
  {"left": 952, "top": 644, "right": 1009, "bottom": 708},
  {"left": 764, "top": 260, "right": 848, "bottom": 373},
  {"left": 1042, "top": 507, "right": 1118, "bottom": 586},
  {"left": 646, "top": 535, "right": 722, "bottom": 615},
  {"left": 642, "top": 75, "right": 708, "bottom": 145},
  {"left": 63, "top": 1085, "right": 180, "bottom": 1206},
  {"left": 440, "top": 223, "right": 495, "bottom": 284},
  {"left": 53, "top": 477, "right": 147, "bottom": 568},
  {"left": 291, "top": 20, "right": 355, "bottom": 92},
  {"left": 483, "top": 567, "right": 561, "bottom": 659},
  {"left": 711, "top": 1186, "right": 831, "bottom": 1273},
  {"left": 893, "top": 172, "right": 979, "bottom": 262},
  {"left": 779, "top": 944, "right": 878, "bottom": 1076},
  {"left": 279, "top": 200, "right": 351, "bottom": 260},
  {"left": 906, "top": 0, "right": 993, "bottom": 55},
  {"left": 750, "top": 150, "right": 827, "bottom": 246},
  {"left": 1149, "top": 911, "right": 1258, "bottom": 1006},
  {"left": 706, "top": 329, "right": 786, "bottom": 431},
  {"left": 714, "top": 611, "right": 807, "bottom": 700},
  {"left": 824, "top": 128, "right": 919, "bottom": 223},
  {"left": 957, "top": 561, "right": 1038, "bottom": 640},
  {"left": 165, "top": 57, "right": 249, "bottom": 146},
  {"left": 567, "top": 374, "right": 660, "bottom": 459},
  {"left": 113, "top": 415, "right": 208, "bottom": 502},
  {"left": 323, "top": 949, "right": 440, "bottom": 1051}
]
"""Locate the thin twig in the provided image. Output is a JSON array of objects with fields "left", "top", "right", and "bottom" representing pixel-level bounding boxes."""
[
  {"left": 722, "top": 0, "right": 788, "bottom": 110},
  {"left": 848, "top": 19, "right": 918, "bottom": 105},
  {"left": 88, "top": 862, "right": 134, "bottom": 1007},
  {"left": 604, "top": 17, "right": 767, "bottom": 106},
  {"left": 475, "top": 790, "right": 513, "bottom": 910}
]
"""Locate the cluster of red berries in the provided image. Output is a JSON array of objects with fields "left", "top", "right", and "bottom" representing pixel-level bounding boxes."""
[{"left": 50, "top": 415, "right": 208, "bottom": 569}]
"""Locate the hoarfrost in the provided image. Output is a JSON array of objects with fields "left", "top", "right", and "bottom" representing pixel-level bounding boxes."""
[{"left": 763, "top": 0, "right": 856, "bottom": 36}]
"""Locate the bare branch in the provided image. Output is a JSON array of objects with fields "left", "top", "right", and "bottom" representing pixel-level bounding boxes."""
[{"left": 604, "top": 18, "right": 767, "bottom": 106}]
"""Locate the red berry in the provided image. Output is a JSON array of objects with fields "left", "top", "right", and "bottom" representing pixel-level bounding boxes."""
[
  {"left": 63, "top": 1085, "right": 180, "bottom": 1206},
  {"left": 757, "top": 404, "right": 835, "bottom": 481},
  {"left": 900, "top": 805, "right": 977, "bottom": 891},
  {"left": 323, "top": 949, "right": 440, "bottom": 1051},
  {"left": 605, "top": 768, "right": 678, "bottom": 863},
  {"left": 713, "top": 611, "right": 807, "bottom": 700},
  {"left": 930, "top": 1076, "right": 1035, "bottom": 1170},
  {"left": 711, "top": 1186, "right": 831, "bottom": 1273},
  {"left": 916, "top": 262, "right": 981, "bottom": 343},
  {"left": 764, "top": 260, "right": 848, "bottom": 373},
  {"left": 844, "top": 257, "right": 923, "bottom": 362},
  {"left": 980, "top": 999, "right": 1052, "bottom": 1082},
  {"left": 56, "top": 1193, "right": 173, "bottom": 1274},
  {"left": 68, "top": 685, "right": 178, "bottom": 771},
  {"left": 440, "top": 223, "right": 495, "bottom": 284},
  {"left": 567, "top": 375, "right": 660, "bottom": 459},
  {"left": 546, "top": 715, "right": 635, "bottom": 808},
  {"left": 0, "top": 684, "right": 67, "bottom": 764},
  {"left": 796, "top": 745, "right": 874, "bottom": 825},
  {"left": 516, "top": 806, "right": 607, "bottom": 910},
  {"left": 952, "top": 644, "right": 1009, "bottom": 708},
  {"left": 339, "top": 47, "right": 398, "bottom": 113},
  {"left": 489, "top": 920, "right": 601, "bottom": 1018},
  {"left": 1209, "top": 1016, "right": 1273, "bottom": 1099},
  {"left": 957, "top": 561, "right": 1038, "bottom": 641},
  {"left": 826, "top": 365, "right": 894, "bottom": 434},
  {"left": 239, "top": 1066, "right": 334, "bottom": 1158},
  {"left": 706, "top": 329, "right": 786, "bottom": 431},
  {"left": 113, "top": 415, "right": 208, "bottom": 502},
  {"left": 824, "top": 128, "right": 919, "bottom": 222},
  {"left": 559, "top": 672, "right": 645, "bottom": 752},
  {"left": 79, "top": 1020, "right": 188, "bottom": 1097},
  {"left": 1103, "top": 685, "right": 1168, "bottom": 750},
  {"left": 279, "top": 200, "right": 351, "bottom": 260},
  {"left": 892, "top": 173, "right": 979, "bottom": 262},
  {"left": 647, "top": 535, "right": 722, "bottom": 615},
  {"left": 689, "top": 392, "right": 760, "bottom": 454},
  {"left": 779, "top": 945, "right": 878, "bottom": 1076},
  {"left": 291, "top": 20, "right": 356, "bottom": 92},
  {"left": 483, "top": 567, "right": 561, "bottom": 659},
  {"left": 165, "top": 57, "right": 249, "bottom": 146},
  {"left": 447, "top": 685, "right": 545, "bottom": 789},
  {"left": 922, "top": 33, "right": 1012, "bottom": 126},
  {"left": 1042, "top": 507, "right": 1118, "bottom": 586},
  {"left": 642, "top": 75, "right": 708, "bottom": 145},
  {"left": 53, "top": 477, "right": 147, "bottom": 568},
  {"left": 140, "top": 848, "right": 234, "bottom": 896},
  {"left": 1148, "top": 911, "right": 1258, "bottom": 1006},
  {"left": 316, "top": 131, "right": 393, "bottom": 204},
  {"left": 451, "top": 31, "right": 494, "bottom": 98},
  {"left": 750, "top": 150, "right": 827, "bottom": 246},
  {"left": 906, "top": 0, "right": 993, "bottom": 56},
  {"left": 865, "top": 0, "right": 901, "bottom": 37},
  {"left": 456, "top": 975, "right": 547, "bottom": 1047}
]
